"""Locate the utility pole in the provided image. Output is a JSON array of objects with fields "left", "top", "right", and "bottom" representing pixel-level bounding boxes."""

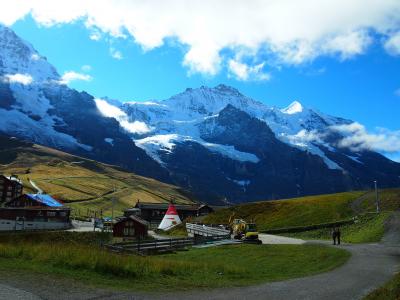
[
  {"left": 374, "top": 180, "right": 380, "bottom": 213},
  {"left": 111, "top": 185, "right": 116, "bottom": 224}
]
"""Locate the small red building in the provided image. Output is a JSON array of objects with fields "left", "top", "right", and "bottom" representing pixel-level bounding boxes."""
[
  {"left": 0, "top": 175, "right": 23, "bottom": 203},
  {"left": 113, "top": 215, "right": 149, "bottom": 239}
]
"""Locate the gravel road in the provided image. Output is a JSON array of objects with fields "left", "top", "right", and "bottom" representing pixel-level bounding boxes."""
[{"left": 0, "top": 283, "right": 40, "bottom": 300}]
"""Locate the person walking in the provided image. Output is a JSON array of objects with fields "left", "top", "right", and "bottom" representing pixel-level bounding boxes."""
[
  {"left": 336, "top": 227, "right": 341, "bottom": 245},
  {"left": 332, "top": 227, "right": 341, "bottom": 245},
  {"left": 332, "top": 227, "right": 337, "bottom": 245}
]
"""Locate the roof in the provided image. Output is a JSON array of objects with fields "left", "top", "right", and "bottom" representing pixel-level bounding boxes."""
[
  {"left": 26, "top": 194, "right": 63, "bottom": 207},
  {"left": 134, "top": 202, "right": 200, "bottom": 211},
  {"left": 116, "top": 215, "right": 149, "bottom": 227},
  {"left": 129, "top": 215, "right": 149, "bottom": 226},
  {"left": 0, "top": 175, "right": 23, "bottom": 185}
]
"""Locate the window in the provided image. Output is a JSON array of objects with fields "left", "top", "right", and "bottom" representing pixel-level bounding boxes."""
[
  {"left": 123, "top": 227, "right": 129, "bottom": 236},
  {"left": 47, "top": 211, "right": 56, "bottom": 217},
  {"left": 129, "top": 227, "right": 135, "bottom": 236}
]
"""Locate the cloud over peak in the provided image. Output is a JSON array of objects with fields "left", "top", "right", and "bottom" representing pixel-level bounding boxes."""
[
  {"left": 1, "top": 0, "right": 400, "bottom": 78},
  {"left": 2, "top": 73, "right": 33, "bottom": 85},
  {"left": 331, "top": 122, "right": 400, "bottom": 154},
  {"left": 60, "top": 71, "right": 92, "bottom": 84}
]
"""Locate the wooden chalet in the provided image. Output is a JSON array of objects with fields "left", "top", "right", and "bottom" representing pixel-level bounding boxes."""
[
  {"left": 0, "top": 194, "right": 71, "bottom": 231},
  {"left": 0, "top": 175, "right": 23, "bottom": 204},
  {"left": 133, "top": 202, "right": 215, "bottom": 223},
  {"left": 113, "top": 215, "right": 149, "bottom": 239}
]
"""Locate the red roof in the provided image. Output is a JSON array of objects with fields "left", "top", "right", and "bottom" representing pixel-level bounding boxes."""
[{"left": 165, "top": 203, "right": 178, "bottom": 215}]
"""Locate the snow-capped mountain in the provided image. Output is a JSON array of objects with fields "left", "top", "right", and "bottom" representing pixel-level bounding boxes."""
[
  {"left": 119, "top": 84, "right": 350, "bottom": 170},
  {"left": 113, "top": 85, "right": 399, "bottom": 203},
  {"left": 0, "top": 24, "right": 399, "bottom": 204},
  {"left": 0, "top": 24, "right": 169, "bottom": 183}
]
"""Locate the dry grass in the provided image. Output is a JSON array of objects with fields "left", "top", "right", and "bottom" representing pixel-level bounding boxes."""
[{"left": 0, "top": 136, "right": 195, "bottom": 216}]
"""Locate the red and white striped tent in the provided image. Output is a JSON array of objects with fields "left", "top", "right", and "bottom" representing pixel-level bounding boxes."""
[{"left": 158, "top": 203, "right": 182, "bottom": 230}]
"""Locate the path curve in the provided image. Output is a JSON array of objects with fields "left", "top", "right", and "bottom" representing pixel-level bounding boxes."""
[
  {"left": 29, "top": 180, "right": 43, "bottom": 194},
  {"left": 0, "top": 283, "right": 41, "bottom": 300},
  {"left": 161, "top": 242, "right": 400, "bottom": 300}
]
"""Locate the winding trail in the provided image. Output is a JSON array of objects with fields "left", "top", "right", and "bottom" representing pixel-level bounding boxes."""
[
  {"left": 1, "top": 213, "right": 399, "bottom": 300},
  {"left": 29, "top": 180, "right": 43, "bottom": 194}
]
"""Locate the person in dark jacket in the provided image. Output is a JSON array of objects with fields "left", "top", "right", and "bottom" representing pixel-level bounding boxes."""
[
  {"left": 336, "top": 227, "right": 341, "bottom": 245},
  {"left": 332, "top": 227, "right": 341, "bottom": 245},
  {"left": 332, "top": 227, "right": 337, "bottom": 245}
]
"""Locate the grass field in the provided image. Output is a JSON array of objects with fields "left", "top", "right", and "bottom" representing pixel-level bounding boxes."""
[
  {"left": 0, "top": 232, "right": 350, "bottom": 291},
  {"left": 203, "top": 191, "right": 364, "bottom": 231},
  {"left": 0, "top": 135, "right": 195, "bottom": 217},
  {"left": 364, "top": 272, "right": 400, "bottom": 300},
  {"left": 284, "top": 212, "right": 390, "bottom": 243},
  {"left": 203, "top": 189, "right": 400, "bottom": 232}
]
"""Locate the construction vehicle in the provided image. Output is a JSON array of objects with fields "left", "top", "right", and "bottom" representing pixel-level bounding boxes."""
[{"left": 229, "top": 214, "right": 262, "bottom": 244}]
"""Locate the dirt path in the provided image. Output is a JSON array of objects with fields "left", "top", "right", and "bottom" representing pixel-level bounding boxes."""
[
  {"left": 29, "top": 180, "right": 43, "bottom": 194},
  {"left": 1, "top": 213, "right": 399, "bottom": 300},
  {"left": 258, "top": 233, "right": 305, "bottom": 244},
  {"left": 350, "top": 191, "right": 374, "bottom": 215}
]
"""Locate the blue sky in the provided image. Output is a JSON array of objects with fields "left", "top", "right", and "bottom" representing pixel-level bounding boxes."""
[{"left": 2, "top": 1, "right": 400, "bottom": 161}]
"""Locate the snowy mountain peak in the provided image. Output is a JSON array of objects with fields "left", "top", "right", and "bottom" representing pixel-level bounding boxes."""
[
  {"left": 213, "top": 84, "right": 243, "bottom": 95},
  {"left": 0, "top": 25, "right": 59, "bottom": 82},
  {"left": 281, "top": 101, "right": 303, "bottom": 114}
]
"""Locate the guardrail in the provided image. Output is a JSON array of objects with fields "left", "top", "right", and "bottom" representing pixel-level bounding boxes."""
[
  {"left": 186, "top": 223, "right": 230, "bottom": 237},
  {"left": 105, "top": 237, "right": 194, "bottom": 254}
]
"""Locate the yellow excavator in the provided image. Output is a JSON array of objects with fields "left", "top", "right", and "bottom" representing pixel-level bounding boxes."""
[{"left": 229, "top": 214, "right": 262, "bottom": 244}]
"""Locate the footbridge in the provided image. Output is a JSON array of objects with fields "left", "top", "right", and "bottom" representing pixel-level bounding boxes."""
[{"left": 185, "top": 223, "right": 231, "bottom": 238}]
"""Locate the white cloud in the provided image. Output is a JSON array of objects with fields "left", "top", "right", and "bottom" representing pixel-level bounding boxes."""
[
  {"left": 81, "top": 65, "right": 92, "bottom": 72},
  {"left": 228, "top": 60, "right": 270, "bottom": 81},
  {"left": 384, "top": 32, "right": 400, "bottom": 55},
  {"left": 322, "top": 30, "right": 372, "bottom": 60},
  {"left": 331, "top": 122, "right": 400, "bottom": 153},
  {"left": 94, "top": 98, "right": 152, "bottom": 134},
  {"left": 60, "top": 71, "right": 92, "bottom": 84},
  {"left": 2, "top": 73, "right": 33, "bottom": 85},
  {"left": 110, "top": 47, "right": 123, "bottom": 60},
  {"left": 1, "top": 0, "right": 400, "bottom": 76},
  {"left": 89, "top": 30, "right": 101, "bottom": 41},
  {"left": 287, "top": 129, "right": 325, "bottom": 147}
]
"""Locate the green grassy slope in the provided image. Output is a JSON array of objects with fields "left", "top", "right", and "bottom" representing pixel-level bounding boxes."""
[
  {"left": 285, "top": 212, "right": 390, "bottom": 243},
  {"left": 204, "top": 189, "right": 400, "bottom": 231},
  {"left": 204, "top": 191, "right": 365, "bottom": 231},
  {"left": 0, "top": 135, "right": 195, "bottom": 216}
]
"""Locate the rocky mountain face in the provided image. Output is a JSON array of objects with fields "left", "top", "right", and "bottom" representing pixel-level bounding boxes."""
[{"left": 1, "top": 25, "right": 399, "bottom": 204}]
